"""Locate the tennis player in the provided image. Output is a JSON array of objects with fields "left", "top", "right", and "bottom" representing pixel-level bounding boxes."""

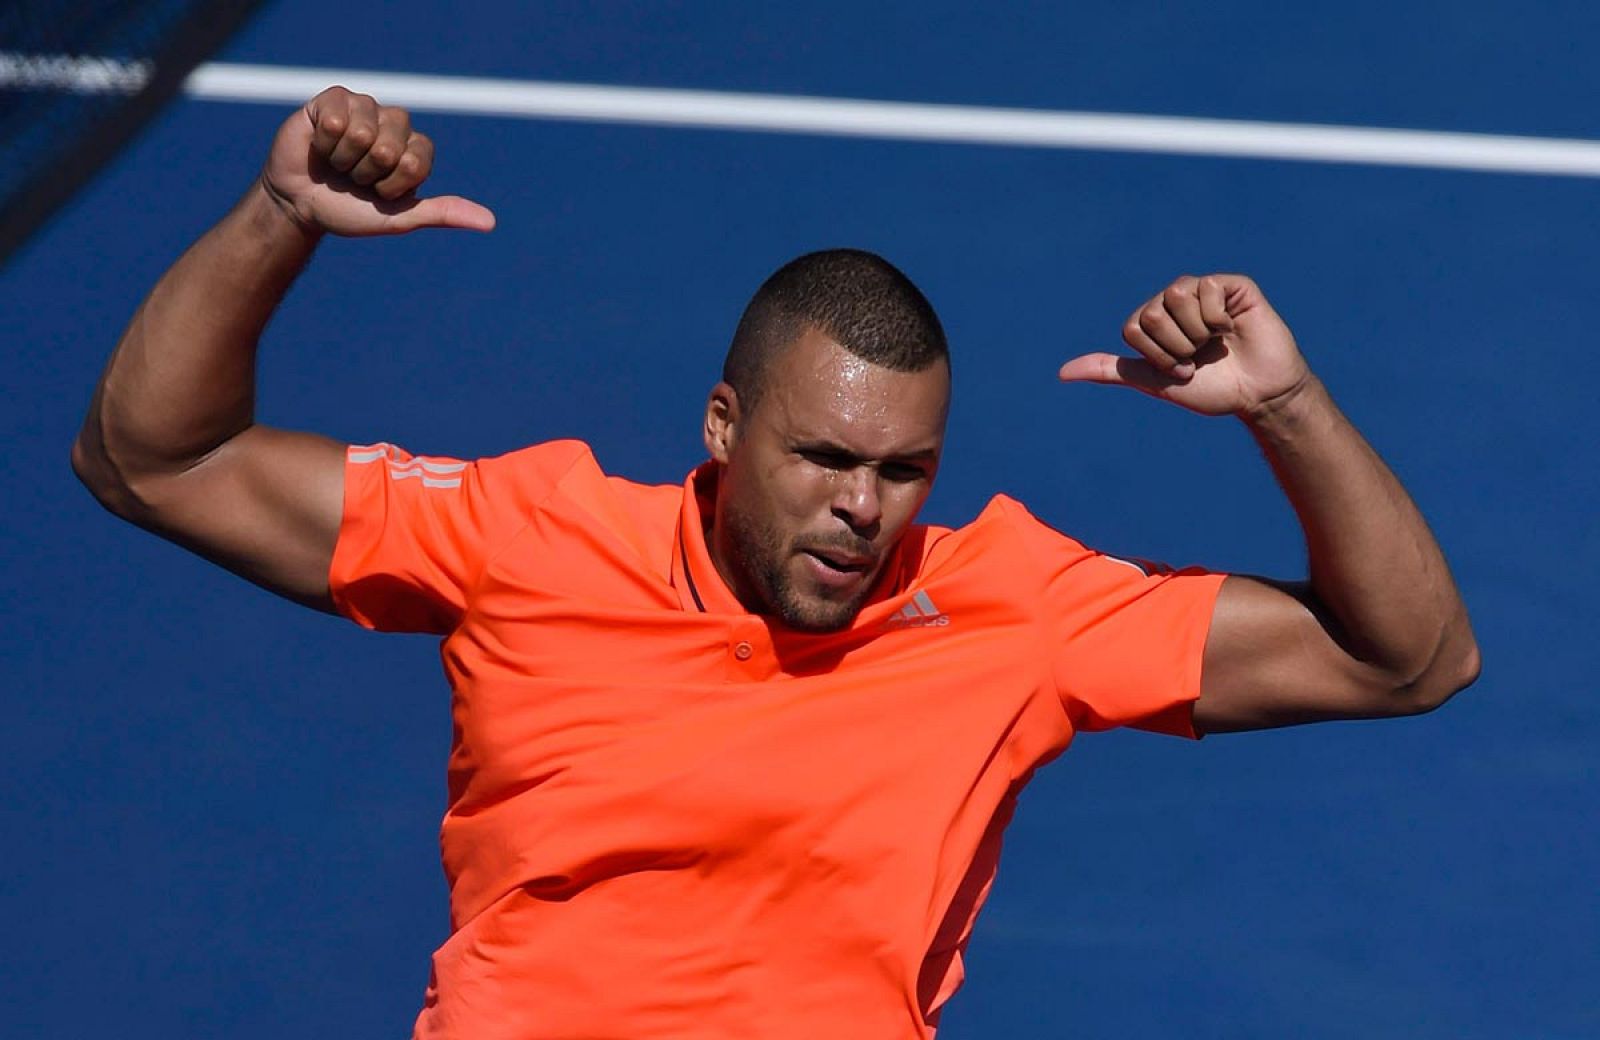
[{"left": 73, "top": 87, "right": 1479, "bottom": 1039}]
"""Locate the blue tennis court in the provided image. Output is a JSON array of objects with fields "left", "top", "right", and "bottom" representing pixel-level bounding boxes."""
[{"left": 3, "top": 3, "right": 1596, "bottom": 1036}]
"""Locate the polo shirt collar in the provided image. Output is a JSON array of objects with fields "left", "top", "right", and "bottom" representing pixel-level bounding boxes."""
[{"left": 672, "top": 462, "right": 748, "bottom": 615}]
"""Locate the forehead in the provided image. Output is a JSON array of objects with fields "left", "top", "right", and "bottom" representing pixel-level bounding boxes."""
[{"left": 755, "top": 327, "right": 949, "bottom": 455}]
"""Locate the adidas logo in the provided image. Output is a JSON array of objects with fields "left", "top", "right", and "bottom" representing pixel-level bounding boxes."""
[{"left": 886, "top": 590, "right": 950, "bottom": 628}]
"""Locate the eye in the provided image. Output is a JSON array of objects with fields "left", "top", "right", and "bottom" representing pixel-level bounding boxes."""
[
  {"left": 880, "top": 462, "right": 929, "bottom": 483},
  {"left": 799, "top": 448, "right": 853, "bottom": 470}
]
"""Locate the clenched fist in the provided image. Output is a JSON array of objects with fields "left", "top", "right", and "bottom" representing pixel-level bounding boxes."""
[
  {"left": 258, "top": 86, "right": 495, "bottom": 237},
  {"left": 1059, "top": 274, "right": 1313, "bottom": 419}
]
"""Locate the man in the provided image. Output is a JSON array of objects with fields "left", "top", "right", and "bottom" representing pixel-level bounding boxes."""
[{"left": 74, "top": 87, "right": 1478, "bottom": 1039}]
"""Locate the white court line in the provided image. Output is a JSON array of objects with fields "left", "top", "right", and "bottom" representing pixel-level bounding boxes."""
[{"left": 173, "top": 61, "right": 1600, "bottom": 179}]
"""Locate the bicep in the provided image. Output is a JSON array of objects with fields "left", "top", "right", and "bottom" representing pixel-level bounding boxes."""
[
  {"left": 134, "top": 425, "right": 347, "bottom": 611},
  {"left": 1193, "top": 575, "right": 1399, "bottom": 734}
]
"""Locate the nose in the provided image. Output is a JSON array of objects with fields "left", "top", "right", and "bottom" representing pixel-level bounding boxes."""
[{"left": 831, "top": 466, "right": 883, "bottom": 535}]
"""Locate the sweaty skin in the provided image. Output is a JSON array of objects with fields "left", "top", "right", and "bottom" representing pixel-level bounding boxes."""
[
  {"left": 703, "top": 327, "right": 949, "bottom": 632},
  {"left": 70, "top": 86, "right": 493, "bottom": 610}
]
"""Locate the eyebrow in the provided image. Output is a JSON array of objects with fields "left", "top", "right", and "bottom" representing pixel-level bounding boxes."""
[{"left": 793, "top": 438, "right": 940, "bottom": 465}]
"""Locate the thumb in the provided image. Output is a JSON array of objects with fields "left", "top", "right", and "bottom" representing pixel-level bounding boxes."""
[
  {"left": 1058, "top": 353, "right": 1172, "bottom": 393},
  {"left": 383, "top": 194, "right": 497, "bottom": 233}
]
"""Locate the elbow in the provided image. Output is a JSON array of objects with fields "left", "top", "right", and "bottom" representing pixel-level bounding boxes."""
[
  {"left": 1448, "top": 633, "right": 1483, "bottom": 696},
  {"left": 71, "top": 428, "right": 155, "bottom": 523},
  {"left": 71, "top": 431, "right": 124, "bottom": 513},
  {"left": 71, "top": 429, "right": 112, "bottom": 503},
  {"left": 1390, "top": 621, "right": 1482, "bottom": 717}
]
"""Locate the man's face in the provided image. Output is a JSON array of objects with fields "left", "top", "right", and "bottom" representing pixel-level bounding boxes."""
[{"left": 704, "top": 326, "right": 950, "bottom": 632}]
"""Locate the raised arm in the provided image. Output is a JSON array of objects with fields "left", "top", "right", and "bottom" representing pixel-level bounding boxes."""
[
  {"left": 72, "top": 87, "right": 494, "bottom": 609},
  {"left": 1059, "top": 274, "right": 1480, "bottom": 733}
]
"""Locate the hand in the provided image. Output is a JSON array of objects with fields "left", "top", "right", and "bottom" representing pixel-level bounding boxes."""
[
  {"left": 1058, "top": 274, "right": 1312, "bottom": 418},
  {"left": 259, "top": 86, "right": 495, "bottom": 236}
]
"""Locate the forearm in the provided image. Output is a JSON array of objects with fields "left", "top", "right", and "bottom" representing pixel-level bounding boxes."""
[
  {"left": 74, "top": 180, "right": 319, "bottom": 506},
  {"left": 1244, "top": 376, "right": 1477, "bottom": 693}
]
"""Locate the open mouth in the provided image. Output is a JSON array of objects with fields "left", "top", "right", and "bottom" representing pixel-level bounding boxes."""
[{"left": 802, "top": 548, "right": 871, "bottom": 575}]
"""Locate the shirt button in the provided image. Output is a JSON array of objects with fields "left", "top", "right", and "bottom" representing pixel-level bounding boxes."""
[{"left": 733, "top": 641, "right": 754, "bottom": 661}]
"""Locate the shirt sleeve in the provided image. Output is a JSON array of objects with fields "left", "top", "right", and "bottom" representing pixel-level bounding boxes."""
[
  {"left": 1001, "top": 498, "right": 1228, "bottom": 738},
  {"left": 329, "top": 440, "right": 591, "bottom": 634}
]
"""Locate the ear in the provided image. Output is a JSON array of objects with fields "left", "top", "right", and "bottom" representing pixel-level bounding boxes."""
[{"left": 703, "top": 381, "right": 741, "bottom": 463}]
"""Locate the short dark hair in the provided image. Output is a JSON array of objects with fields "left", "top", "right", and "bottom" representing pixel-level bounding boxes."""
[{"left": 722, "top": 249, "right": 948, "bottom": 412}]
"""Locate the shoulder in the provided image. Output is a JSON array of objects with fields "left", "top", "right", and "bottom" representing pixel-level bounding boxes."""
[
  {"left": 487, "top": 442, "right": 686, "bottom": 561},
  {"left": 475, "top": 438, "right": 598, "bottom": 488},
  {"left": 446, "top": 439, "right": 608, "bottom": 514},
  {"left": 479, "top": 441, "right": 688, "bottom": 544},
  {"left": 906, "top": 494, "right": 1194, "bottom": 590},
  {"left": 348, "top": 438, "right": 595, "bottom": 487},
  {"left": 340, "top": 439, "right": 611, "bottom": 550},
  {"left": 894, "top": 494, "right": 1089, "bottom": 590},
  {"left": 926, "top": 494, "right": 1094, "bottom": 561}
]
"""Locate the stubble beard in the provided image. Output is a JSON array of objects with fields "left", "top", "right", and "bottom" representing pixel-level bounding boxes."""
[{"left": 723, "top": 500, "right": 869, "bottom": 633}]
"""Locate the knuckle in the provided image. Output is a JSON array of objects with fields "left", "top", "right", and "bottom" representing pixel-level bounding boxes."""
[
  {"left": 1137, "top": 305, "right": 1164, "bottom": 331},
  {"left": 395, "top": 151, "right": 421, "bottom": 174},
  {"left": 367, "top": 143, "right": 398, "bottom": 167}
]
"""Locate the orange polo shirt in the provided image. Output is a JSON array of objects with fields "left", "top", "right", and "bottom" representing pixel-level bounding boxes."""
[{"left": 330, "top": 440, "right": 1225, "bottom": 1040}]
